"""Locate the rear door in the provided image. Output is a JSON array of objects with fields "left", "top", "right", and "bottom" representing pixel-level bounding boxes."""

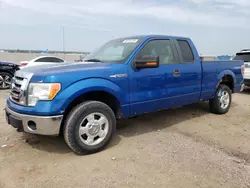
[{"left": 167, "top": 39, "right": 202, "bottom": 106}]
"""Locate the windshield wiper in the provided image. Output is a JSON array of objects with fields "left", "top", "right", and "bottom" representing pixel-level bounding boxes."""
[{"left": 84, "top": 58, "right": 102, "bottom": 62}]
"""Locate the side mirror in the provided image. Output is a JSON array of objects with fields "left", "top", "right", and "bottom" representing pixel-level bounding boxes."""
[{"left": 133, "top": 56, "right": 159, "bottom": 69}]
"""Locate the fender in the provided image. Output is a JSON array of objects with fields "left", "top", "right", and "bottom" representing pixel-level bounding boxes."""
[
  {"left": 56, "top": 78, "right": 125, "bottom": 112},
  {"left": 216, "top": 70, "right": 236, "bottom": 86}
]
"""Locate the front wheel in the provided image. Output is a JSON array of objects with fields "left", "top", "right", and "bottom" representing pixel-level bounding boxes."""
[
  {"left": 209, "top": 84, "right": 231, "bottom": 114},
  {"left": 64, "top": 101, "right": 116, "bottom": 155}
]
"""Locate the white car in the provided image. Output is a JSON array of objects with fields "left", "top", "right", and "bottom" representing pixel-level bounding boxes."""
[
  {"left": 233, "top": 49, "right": 250, "bottom": 87},
  {"left": 20, "top": 56, "right": 65, "bottom": 69}
]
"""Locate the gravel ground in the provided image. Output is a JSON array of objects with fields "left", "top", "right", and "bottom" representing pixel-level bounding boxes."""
[{"left": 1, "top": 89, "right": 250, "bottom": 188}]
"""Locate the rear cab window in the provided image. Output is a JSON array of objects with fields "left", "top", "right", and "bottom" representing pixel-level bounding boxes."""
[{"left": 176, "top": 39, "right": 195, "bottom": 63}]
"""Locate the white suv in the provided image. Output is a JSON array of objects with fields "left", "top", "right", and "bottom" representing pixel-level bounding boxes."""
[{"left": 233, "top": 49, "right": 250, "bottom": 86}]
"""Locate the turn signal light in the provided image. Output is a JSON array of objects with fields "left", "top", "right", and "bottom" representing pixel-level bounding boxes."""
[{"left": 49, "top": 83, "right": 61, "bottom": 100}]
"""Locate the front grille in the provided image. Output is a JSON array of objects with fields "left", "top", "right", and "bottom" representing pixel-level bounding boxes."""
[
  {"left": 15, "top": 76, "right": 24, "bottom": 81},
  {"left": 10, "top": 76, "right": 25, "bottom": 104},
  {"left": 10, "top": 71, "right": 33, "bottom": 105}
]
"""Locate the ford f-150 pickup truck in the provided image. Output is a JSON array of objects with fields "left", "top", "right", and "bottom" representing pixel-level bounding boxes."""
[{"left": 5, "top": 35, "right": 244, "bottom": 154}]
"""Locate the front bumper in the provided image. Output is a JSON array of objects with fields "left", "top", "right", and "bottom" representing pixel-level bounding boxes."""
[{"left": 5, "top": 105, "right": 63, "bottom": 136}]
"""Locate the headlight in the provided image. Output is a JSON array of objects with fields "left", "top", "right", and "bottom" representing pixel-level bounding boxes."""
[{"left": 28, "top": 83, "right": 61, "bottom": 106}]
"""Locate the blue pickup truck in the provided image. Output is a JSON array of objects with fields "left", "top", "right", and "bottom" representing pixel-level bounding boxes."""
[{"left": 5, "top": 35, "right": 244, "bottom": 154}]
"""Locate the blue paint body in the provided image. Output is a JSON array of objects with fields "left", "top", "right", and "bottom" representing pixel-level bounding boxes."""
[{"left": 7, "top": 35, "right": 244, "bottom": 118}]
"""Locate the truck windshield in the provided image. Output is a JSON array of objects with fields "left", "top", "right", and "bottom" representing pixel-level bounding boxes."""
[
  {"left": 233, "top": 53, "right": 250, "bottom": 62},
  {"left": 84, "top": 38, "right": 142, "bottom": 64}
]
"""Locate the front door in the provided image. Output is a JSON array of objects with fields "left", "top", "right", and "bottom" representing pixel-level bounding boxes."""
[{"left": 128, "top": 38, "right": 180, "bottom": 116}]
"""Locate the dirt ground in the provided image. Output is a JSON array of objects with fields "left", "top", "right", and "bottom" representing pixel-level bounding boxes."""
[{"left": 1, "top": 89, "right": 250, "bottom": 188}]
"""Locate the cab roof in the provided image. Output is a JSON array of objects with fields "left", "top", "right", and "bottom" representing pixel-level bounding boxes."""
[{"left": 124, "top": 34, "right": 191, "bottom": 41}]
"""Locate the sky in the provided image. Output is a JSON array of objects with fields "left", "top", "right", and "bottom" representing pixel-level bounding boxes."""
[{"left": 0, "top": 0, "right": 250, "bottom": 55}]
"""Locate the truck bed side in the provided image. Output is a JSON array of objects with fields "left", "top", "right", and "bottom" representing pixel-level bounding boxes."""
[{"left": 200, "top": 60, "right": 243, "bottom": 101}]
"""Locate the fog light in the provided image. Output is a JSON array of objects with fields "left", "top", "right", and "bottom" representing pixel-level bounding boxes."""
[{"left": 27, "top": 121, "right": 37, "bottom": 131}]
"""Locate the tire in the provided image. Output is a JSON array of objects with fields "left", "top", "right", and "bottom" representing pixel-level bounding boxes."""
[
  {"left": 0, "top": 72, "right": 13, "bottom": 90},
  {"left": 209, "top": 84, "right": 231, "bottom": 114},
  {"left": 64, "top": 101, "right": 116, "bottom": 155}
]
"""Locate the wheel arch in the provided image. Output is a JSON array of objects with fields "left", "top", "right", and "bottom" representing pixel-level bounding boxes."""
[
  {"left": 59, "top": 90, "right": 122, "bottom": 135},
  {"left": 0, "top": 70, "right": 14, "bottom": 76},
  {"left": 217, "top": 70, "right": 235, "bottom": 92}
]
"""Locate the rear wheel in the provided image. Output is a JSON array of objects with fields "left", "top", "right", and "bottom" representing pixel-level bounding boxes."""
[
  {"left": 209, "top": 84, "right": 231, "bottom": 114},
  {"left": 0, "top": 72, "right": 12, "bottom": 89},
  {"left": 64, "top": 101, "right": 116, "bottom": 155}
]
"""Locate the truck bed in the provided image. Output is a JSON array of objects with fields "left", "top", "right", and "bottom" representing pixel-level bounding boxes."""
[{"left": 201, "top": 60, "right": 243, "bottom": 101}]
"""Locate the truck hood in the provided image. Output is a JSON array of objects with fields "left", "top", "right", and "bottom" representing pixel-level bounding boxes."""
[
  {"left": 20, "top": 61, "right": 108, "bottom": 75},
  {"left": 19, "top": 61, "right": 127, "bottom": 87}
]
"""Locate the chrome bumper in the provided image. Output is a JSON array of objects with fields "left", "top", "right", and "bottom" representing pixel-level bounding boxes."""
[{"left": 5, "top": 106, "right": 63, "bottom": 136}]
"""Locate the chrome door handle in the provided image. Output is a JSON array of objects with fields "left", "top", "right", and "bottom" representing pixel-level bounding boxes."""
[{"left": 173, "top": 69, "right": 181, "bottom": 77}]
